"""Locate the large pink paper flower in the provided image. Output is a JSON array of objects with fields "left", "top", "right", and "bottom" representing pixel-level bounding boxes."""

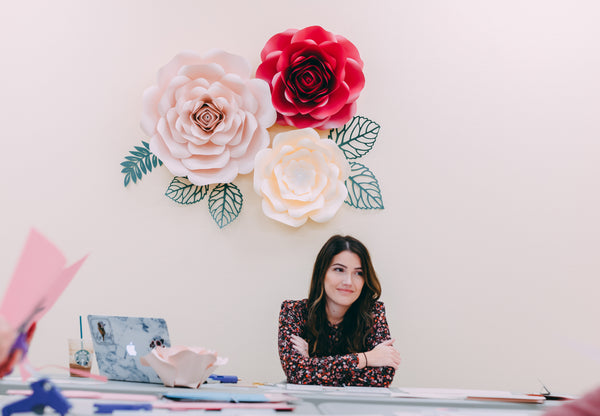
[
  {"left": 254, "top": 128, "right": 350, "bottom": 227},
  {"left": 141, "top": 50, "right": 276, "bottom": 186},
  {"left": 256, "top": 26, "right": 365, "bottom": 130}
]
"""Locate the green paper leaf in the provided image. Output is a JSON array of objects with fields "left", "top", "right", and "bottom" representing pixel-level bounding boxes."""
[
  {"left": 165, "top": 177, "right": 209, "bottom": 205},
  {"left": 208, "top": 183, "right": 243, "bottom": 228},
  {"left": 120, "top": 140, "right": 163, "bottom": 187},
  {"left": 329, "top": 116, "right": 380, "bottom": 160},
  {"left": 344, "top": 162, "right": 384, "bottom": 210}
]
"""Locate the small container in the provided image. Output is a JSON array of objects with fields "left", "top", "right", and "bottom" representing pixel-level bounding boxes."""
[{"left": 68, "top": 338, "right": 94, "bottom": 377}]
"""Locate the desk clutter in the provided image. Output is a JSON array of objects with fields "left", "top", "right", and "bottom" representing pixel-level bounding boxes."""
[
  {"left": 86, "top": 315, "right": 228, "bottom": 388},
  {"left": 1, "top": 376, "right": 574, "bottom": 415},
  {"left": 1, "top": 377, "right": 295, "bottom": 414}
]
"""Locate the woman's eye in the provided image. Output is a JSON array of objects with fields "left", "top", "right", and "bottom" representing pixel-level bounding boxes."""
[{"left": 333, "top": 267, "right": 344, "bottom": 272}]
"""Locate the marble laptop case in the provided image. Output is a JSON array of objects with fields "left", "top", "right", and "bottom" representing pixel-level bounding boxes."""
[{"left": 87, "top": 315, "right": 171, "bottom": 384}]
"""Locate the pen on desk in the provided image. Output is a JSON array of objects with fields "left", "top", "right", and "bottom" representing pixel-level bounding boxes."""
[{"left": 93, "top": 403, "right": 153, "bottom": 414}]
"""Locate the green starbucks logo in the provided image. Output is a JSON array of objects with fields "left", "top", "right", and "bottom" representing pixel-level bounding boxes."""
[{"left": 74, "top": 349, "right": 91, "bottom": 366}]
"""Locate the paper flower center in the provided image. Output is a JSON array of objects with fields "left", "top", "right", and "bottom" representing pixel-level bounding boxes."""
[
  {"left": 282, "top": 159, "right": 316, "bottom": 195},
  {"left": 191, "top": 101, "right": 224, "bottom": 133},
  {"left": 286, "top": 56, "right": 333, "bottom": 103}
]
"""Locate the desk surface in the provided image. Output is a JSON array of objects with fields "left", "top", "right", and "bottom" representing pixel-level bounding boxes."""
[{"left": 0, "top": 375, "right": 563, "bottom": 415}]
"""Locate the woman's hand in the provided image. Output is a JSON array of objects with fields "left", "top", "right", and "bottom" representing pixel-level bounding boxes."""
[
  {"left": 0, "top": 316, "right": 16, "bottom": 363},
  {"left": 365, "top": 339, "right": 401, "bottom": 369},
  {"left": 290, "top": 335, "right": 309, "bottom": 358},
  {"left": 0, "top": 320, "right": 36, "bottom": 378}
]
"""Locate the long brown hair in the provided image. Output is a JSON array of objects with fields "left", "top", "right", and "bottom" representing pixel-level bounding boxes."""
[{"left": 305, "top": 235, "right": 382, "bottom": 356}]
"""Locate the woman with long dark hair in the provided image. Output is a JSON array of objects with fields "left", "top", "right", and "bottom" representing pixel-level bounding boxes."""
[{"left": 278, "top": 235, "right": 401, "bottom": 386}]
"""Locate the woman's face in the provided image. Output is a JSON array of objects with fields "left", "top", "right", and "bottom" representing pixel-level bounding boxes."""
[{"left": 323, "top": 250, "right": 365, "bottom": 311}]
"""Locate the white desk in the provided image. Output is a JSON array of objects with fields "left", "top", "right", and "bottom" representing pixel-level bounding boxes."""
[
  {"left": 0, "top": 376, "right": 564, "bottom": 415},
  {"left": 276, "top": 386, "right": 559, "bottom": 415}
]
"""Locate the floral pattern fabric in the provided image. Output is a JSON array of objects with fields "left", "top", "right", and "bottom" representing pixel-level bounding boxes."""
[{"left": 278, "top": 299, "right": 395, "bottom": 387}]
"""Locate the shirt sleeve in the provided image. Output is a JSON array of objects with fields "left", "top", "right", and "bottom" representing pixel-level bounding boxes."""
[
  {"left": 342, "top": 302, "right": 396, "bottom": 387},
  {"left": 278, "top": 300, "right": 359, "bottom": 386}
]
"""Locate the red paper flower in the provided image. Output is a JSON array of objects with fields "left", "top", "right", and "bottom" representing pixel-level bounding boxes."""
[{"left": 256, "top": 26, "right": 365, "bottom": 130}]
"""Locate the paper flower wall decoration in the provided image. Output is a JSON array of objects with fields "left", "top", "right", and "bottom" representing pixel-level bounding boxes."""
[
  {"left": 328, "top": 116, "right": 384, "bottom": 211},
  {"left": 253, "top": 128, "right": 350, "bottom": 227},
  {"left": 140, "top": 49, "right": 276, "bottom": 186},
  {"left": 121, "top": 27, "right": 384, "bottom": 228},
  {"left": 256, "top": 26, "right": 365, "bottom": 130}
]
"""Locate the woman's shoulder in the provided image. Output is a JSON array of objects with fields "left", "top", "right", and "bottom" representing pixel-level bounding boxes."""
[
  {"left": 280, "top": 299, "right": 308, "bottom": 313},
  {"left": 279, "top": 299, "right": 308, "bottom": 323},
  {"left": 371, "top": 300, "right": 387, "bottom": 315}
]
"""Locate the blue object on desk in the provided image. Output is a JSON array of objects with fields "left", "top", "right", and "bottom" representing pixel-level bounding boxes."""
[
  {"left": 164, "top": 391, "right": 269, "bottom": 403},
  {"left": 93, "top": 403, "right": 153, "bottom": 414},
  {"left": 2, "top": 378, "right": 71, "bottom": 416},
  {"left": 208, "top": 374, "right": 238, "bottom": 383},
  {"left": 11, "top": 332, "right": 29, "bottom": 358}
]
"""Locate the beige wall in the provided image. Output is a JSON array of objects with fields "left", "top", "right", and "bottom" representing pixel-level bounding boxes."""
[{"left": 1, "top": 0, "right": 599, "bottom": 395}]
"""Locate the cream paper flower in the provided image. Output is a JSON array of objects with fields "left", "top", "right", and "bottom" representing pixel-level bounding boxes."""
[
  {"left": 141, "top": 50, "right": 276, "bottom": 186},
  {"left": 253, "top": 128, "right": 350, "bottom": 227}
]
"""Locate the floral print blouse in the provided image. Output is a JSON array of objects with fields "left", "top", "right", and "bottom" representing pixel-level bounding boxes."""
[{"left": 278, "top": 299, "right": 396, "bottom": 387}]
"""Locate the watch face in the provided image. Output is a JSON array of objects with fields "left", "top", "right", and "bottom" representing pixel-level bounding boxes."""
[{"left": 74, "top": 349, "right": 91, "bottom": 366}]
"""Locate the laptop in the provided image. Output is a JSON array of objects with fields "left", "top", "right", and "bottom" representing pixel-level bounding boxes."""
[{"left": 87, "top": 315, "right": 171, "bottom": 383}]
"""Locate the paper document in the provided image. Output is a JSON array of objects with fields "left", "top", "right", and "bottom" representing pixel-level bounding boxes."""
[
  {"left": 0, "top": 229, "right": 88, "bottom": 331},
  {"left": 392, "top": 387, "right": 545, "bottom": 404}
]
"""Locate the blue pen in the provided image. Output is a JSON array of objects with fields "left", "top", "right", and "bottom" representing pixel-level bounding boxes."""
[
  {"left": 93, "top": 403, "right": 152, "bottom": 414},
  {"left": 208, "top": 374, "right": 239, "bottom": 383}
]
